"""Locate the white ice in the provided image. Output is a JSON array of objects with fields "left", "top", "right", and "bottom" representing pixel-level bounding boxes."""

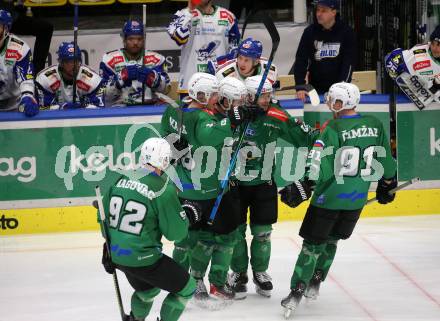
[{"left": 1, "top": 215, "right": 440, "bottom": 321}]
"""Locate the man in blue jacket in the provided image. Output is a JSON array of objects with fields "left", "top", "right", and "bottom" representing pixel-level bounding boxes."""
[{"left": 293, "top": 0, "right": 356, "bottom": 99}]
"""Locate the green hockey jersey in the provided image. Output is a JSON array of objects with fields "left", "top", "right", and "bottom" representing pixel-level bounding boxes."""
[
  {"left": 161, "top": 105, "right": 234, "bottom": 200},
  {"left": 236, "top": 103, "right": 319, "bottom": 186},
  {"left": 99, "top": 173, "right": 189, "bottom": 267},
  {"left": 307, "top": 114, "right": 397, "bottom": 210}
]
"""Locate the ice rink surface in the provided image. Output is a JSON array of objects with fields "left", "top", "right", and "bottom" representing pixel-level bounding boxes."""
[{"left": 1, "top": 215, "right": 440, "bottom": 321}]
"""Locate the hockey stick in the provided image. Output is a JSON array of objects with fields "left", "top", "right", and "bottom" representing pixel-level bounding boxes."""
[
  {"left": 141, "top": 4, "right": 147, "bottom": 105},
  {"left": 207, "top": 12, "right": 280, "bottom": 225},
  {"left": 395, "top": 72, "right": 436, "bottom": 110},
  {"left": 275, "top": 84, "right": 320, "bottom": 106},
  {"left": 366, "top": 177, "right": 420, "bottom": 205},
  {"left": 72, "top": 1, "right": 79, "bottom": 104},
  {"left": 95, "top": 186, "right": 129, "bottom": 321}
]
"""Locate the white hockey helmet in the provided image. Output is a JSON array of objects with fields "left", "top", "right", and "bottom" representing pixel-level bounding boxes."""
[
  {"left": 187, "top": 72, "right": 219, "bottom": 105},
  {"left": 325, "top": 82, "right": 360, "bottom": 112},
  {"left": 140, "top": 137, "right": 172, "bottom": 171},
  {"left": 219, "top": 77, "right": 248, "bottom": 110},
  {"left": 244, "top": 75, "right": 273, "bottom": 101}
]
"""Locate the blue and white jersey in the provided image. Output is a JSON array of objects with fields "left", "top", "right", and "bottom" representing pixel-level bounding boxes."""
[
  {"left": 100, "top": 49, "right": 170, "bottom": 106},
  {"left": 167, "top": 5, "right": 240, "bottom": 93},
  {"left": 35, "top": 64, "right": 105, "bottom": 109},
  {"left": 0, "top": 34, "right": 35, "bottom": 111}
]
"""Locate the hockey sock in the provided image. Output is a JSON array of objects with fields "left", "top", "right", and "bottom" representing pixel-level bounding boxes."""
[
  {"left": 289, "top": 240, "right": 326, "bottom": 289},
  {"left": 208, "top": 230, "right": 237, "bottom": 286},
  {"left": 230, "top": 224, "right": 249, "bottom": 273},
  {"left": 314, "top": 238, "right": 338, "bottom": 281},
  {"left": 131, "top": 288, "right": 161, "bottom": 320},
  {"left": 160, "top": 277, "right": 196, "bottom": 321},
  {"left": 250, "top": 224, "right": 272, "bottom": 272},
  {"left": 190, "top": 231, "right": 214, "bottom": 279}
]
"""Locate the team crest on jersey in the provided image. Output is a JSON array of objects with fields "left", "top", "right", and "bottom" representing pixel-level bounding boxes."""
[
  {"left": 413, "top": 60, "right": 431, "bottom": 71},
  {"left": 314, "top": 41, "right": 341, "bottom": 61},
  {"left": 196, "top": 41, "right": 220, "bottom": 61}
]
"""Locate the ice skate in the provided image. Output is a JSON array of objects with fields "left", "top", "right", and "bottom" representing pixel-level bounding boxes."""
[
  {"left": 192, "top": 278, "right": 229, "bottom": 310},
  {"left": 227, "top": 272, "right": 248, "bottom": 299},
  {"left": 210, "top": 283, "right": 235, "bottom": 300},
  {"left": 305, "top": 270, "right": 323, "bottom": 301},
  {"left": 252, "top": 271, "right": 273, "bottom": 297},
  {"left": 281, "top": 282, "right": 306, "bottom": 319}
]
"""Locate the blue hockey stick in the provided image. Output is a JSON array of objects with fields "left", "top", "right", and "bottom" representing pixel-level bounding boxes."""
[{"left": 207, "top": 13, "right": 280, "bottom": 225}]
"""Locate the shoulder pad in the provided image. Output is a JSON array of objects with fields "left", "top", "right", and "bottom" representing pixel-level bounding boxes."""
[
  {"left": 144, "top": 51, "right": 165, "bottom": 66},
  {"left": 77, "top": 65, "right": 101, "bottom": 92},
  {"left": 267, "top": 107, "right": 288, "bottom": 122},
  {"left": 218, "top": 8, "right": 235, "bottom": 24},
  {"left": 36, "top": 65, "right": 61, "bottom": 92},
  {"left": 102, "top": 50, "right": 125, "bottom": 69}
]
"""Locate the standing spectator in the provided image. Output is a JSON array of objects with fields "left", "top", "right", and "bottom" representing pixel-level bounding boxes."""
[
  {"left": 36, "top": 42, "right": 105, "bottom": 110},
  {"left": 1, "top": 0, "right": 54, "bottom": 75},
  {"left": 100, "top": 20, "right": 170, "bottom": 106},
  {"left": 0, "top": 9, "right": 38, "bottom": 116},
  {"left": 167, "top": 0, "right": 240, "bottom": 99},
  {"left": 293, "top": 0, "right": 356, "bottom": 99}
]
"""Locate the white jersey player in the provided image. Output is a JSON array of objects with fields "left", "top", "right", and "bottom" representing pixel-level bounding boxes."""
[
  {"left": 100, "top": 20, "right": 170, "bottom": 106},
  {"left": 36, "top": 42, "right": 105, "bottom": 109},
  {"left": 214, "top": 37, "right": 278, "bottom": 86},
  {"left": 0, "top": 9, "right": 38, "bottom": 116},
  {"left": 385, "top": 25, "right": 440, "bottom": 108},
  {"left": 167, "top": 0, "right": 240, "bottom": 98}
]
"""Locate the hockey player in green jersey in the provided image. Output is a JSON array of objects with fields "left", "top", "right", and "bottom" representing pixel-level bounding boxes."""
[
  {"left": 228, "top": 75, "right": 319, "bottom": 299},
  {"left": 99, "top": 137, "right": 201, "bottom": 321},
  {"left": 279, "top": 82, "right": 397, "bottom": 318},
  {"left": 161, "top": 72, "right": 258, "bottom": 307}
]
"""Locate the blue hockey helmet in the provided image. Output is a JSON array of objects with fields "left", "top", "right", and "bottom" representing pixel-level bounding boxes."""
[
  {"left": 313, "top": 0, "right": 340, "bottom": 10},
  {"left": 430, "top": 25, "right": 440, "bottom": 43},
  {"left": 0, "top": 10, "right": 13, "bottom": 30},
  {"left": 238, "top": 38, "right": 263, "bottom": 60},
  {"left": 121, "top": 20, "right": 144, "bottom": 38},
  {"left": 57, "top": 42, "right": 82, "bottom": 62}
]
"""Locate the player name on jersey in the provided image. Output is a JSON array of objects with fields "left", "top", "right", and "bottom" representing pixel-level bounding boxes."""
[
  {"left": 341, "top": 126, "right": 379, "bottom": 141},
  {"left": 116, "top": 178, "right": 156, "bottom": 200}
]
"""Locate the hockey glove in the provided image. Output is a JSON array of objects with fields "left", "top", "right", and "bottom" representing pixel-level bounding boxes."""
[
  {"left": 181, "top": 200, "right": 202, "bottom": 226},
  {"left": 138, "top": 66, "right": 161, "bottom": 89},
  {"left": 376, "top": 176, "right": 397, "bottom": 204},
  {"left": 228, "top": 105, "right": 261, "bottom": 126},
  {"left": 19, "top": 94, "right": 39, "bottom": 117},
  {"left": 62, "top": 101, "right": 82, "bottom": 109},
  {"left": 120, "top": 64, "right": 139, "bottom": 85},
  {"left": 279, "top": 179, "right": 313, "bottom": 208},
  {"left": 101, "top": 243, "right": 115, "bottom": 274}
]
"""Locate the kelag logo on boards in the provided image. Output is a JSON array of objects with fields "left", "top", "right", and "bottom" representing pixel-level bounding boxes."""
[{"left": 0, "top": 214, "right": 19, "bottom": 230}]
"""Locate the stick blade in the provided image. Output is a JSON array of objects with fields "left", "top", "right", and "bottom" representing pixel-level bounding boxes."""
[{"left": 308, "top": 89, "right": 320, "bottom": 107}]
